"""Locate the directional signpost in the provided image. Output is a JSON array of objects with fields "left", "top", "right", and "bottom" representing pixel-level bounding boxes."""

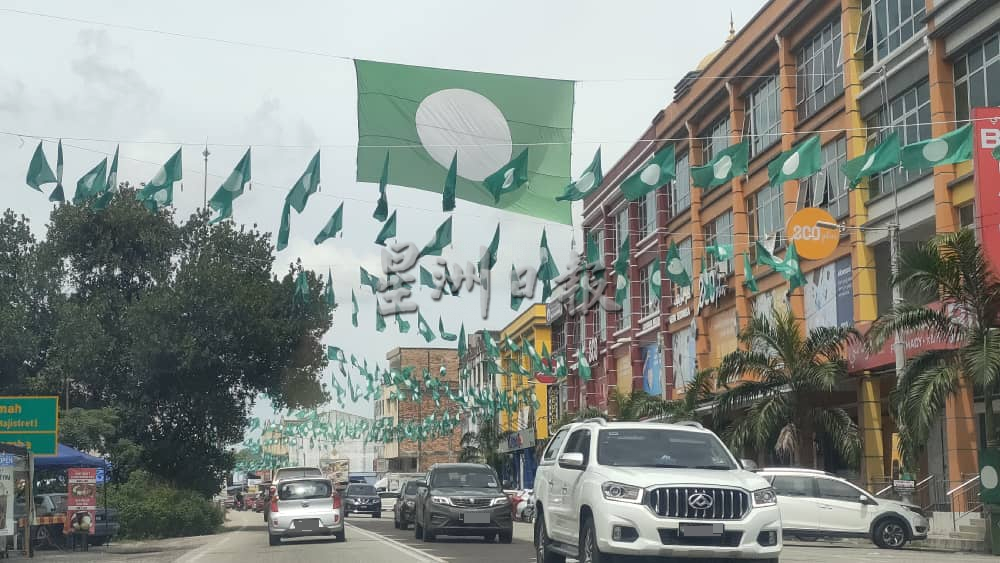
[{"left": 0, "top": 396, "right": 59, "bottom": 456}]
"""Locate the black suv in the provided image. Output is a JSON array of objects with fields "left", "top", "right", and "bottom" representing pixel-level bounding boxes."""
[
  {"left": 393, "top": 480, "right": 421, "bottom": 530},
  {"left": 414, "top": 463, "right": 512, "bottom": 543},
  {"left": 344, "top": 483, "right": 382, "bottom": 518}
]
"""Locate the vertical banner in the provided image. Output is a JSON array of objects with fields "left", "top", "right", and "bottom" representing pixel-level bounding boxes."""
[
  {"left": 835, "top": 257, "right": 853, "bottom": 327},
  {"left": 0, "top": 456, "right": 14, "bottom": 537},
  {"left": 642, "top": 345, "right": 662, "bottom": 396},
  {"left": 546, "top": 385, "right": 559, "bottom": 429},
  {"left": 972, "top": 107, "right": 1000, "bottom": 271},
  {"left": 65, "top": 467, "right": 97, "bottom": 535}
]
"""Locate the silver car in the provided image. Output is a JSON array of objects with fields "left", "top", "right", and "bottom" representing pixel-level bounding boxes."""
[{"left": 267, "top": 478, "right": 345, "bottom": 545}]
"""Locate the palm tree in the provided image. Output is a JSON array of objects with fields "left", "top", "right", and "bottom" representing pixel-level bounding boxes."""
[
  {"left": 867, "top": 229, "right": 1000, "bottom": 467},
  {"left": 659, "top": 368, "right": 717, "bottom": 425},
  {"left": 459, "top": 416, "right": 509, "bottom": 476},
  {"left": 714, "top": 306, "right": 860, "bottom": 468}
]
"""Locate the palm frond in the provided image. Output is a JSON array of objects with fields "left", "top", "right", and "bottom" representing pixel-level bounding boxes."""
[
  {"left": 812, "top": 408, "right": 862, "bottom": 467},
  {"left": 898, "top": 359, "right": 961, "bottom": 449},
  {"left": 773, "top": 423, "right": 798, "bottom": 462},
  {"left": 805, "top": 325, "right": 858, "bottom": 362},
  {"left": 962, "top": 327, "right": 1000, "bottom": 391},
  {"left": 716, "top": 350, "right": 783, "bottom": 387},
  {"left": 714, "top": 379, "right": 788, "bottom": 417},
  {"left": 866, "top": 304, "right": 965, "bottom": 352}
]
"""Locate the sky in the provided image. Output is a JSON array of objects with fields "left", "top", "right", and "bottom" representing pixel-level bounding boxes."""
[{"left": 0, "top": 0, "right": 766, "bottom": 432}]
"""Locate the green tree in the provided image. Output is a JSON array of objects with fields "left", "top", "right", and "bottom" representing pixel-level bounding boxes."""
[
  {"left": 459, "top": 416, "right": 510, "bottom": 477},
  {"left": 715, "top": 306, "right": 860, "bottom": 468},
  {"left": 867, "top": 229, "right": 1000, "bottom": 467}
]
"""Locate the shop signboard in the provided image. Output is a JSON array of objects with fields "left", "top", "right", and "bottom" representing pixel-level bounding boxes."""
[
  {"left": 973, "top": 107, "right": 1000, "bottom": 272},
  {"left": 0, "top": 396, "right": 59, "bottom": 455},
  {"left": 65, "top": 468, "right": 97, "bottom": 535},
  {"left": 0, "top": 462, "right": 13, "bottom": 537},
  {"left": 499, "top": 428, "right": 536, "bottom": 454}
]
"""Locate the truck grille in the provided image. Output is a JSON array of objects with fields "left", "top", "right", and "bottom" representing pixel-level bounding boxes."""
[
  {"left": 646, "top": 487, "right": 749, "bottom": 520},
  {"left": 450, "top": 497, "right": 491, "bottom": 508}
]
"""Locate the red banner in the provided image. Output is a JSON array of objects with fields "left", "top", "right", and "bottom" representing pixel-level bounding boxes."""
[
  {"left": 65, "top": 467, "right": 97, "bottom": 535},
  {"left": 972, "top": 107, "right": 1000, "bottom": 271}
]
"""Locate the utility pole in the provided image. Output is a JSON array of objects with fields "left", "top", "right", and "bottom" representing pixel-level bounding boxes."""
[{"left": 202, "top": 144, "right": 210, "bottom": 209}]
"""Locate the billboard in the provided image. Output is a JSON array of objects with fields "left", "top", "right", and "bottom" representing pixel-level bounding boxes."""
[
  {"left": 973, "top": 107, "right": 1000, "bottom": 270},
  {"left": 319, "top": 458, "right": 350, "bottom": 487}
]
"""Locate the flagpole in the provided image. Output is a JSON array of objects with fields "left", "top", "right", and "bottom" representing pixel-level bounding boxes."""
[{"left": 202, "top": 143, "right": 210, "bottom": 209}]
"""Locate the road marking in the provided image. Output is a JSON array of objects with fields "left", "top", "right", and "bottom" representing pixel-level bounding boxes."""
[
  {"left": 346, "top": 523, "right": 447, "bottom": 563},
  {"left": 173, "top": 525, "right": 246, "bottom": 563}
]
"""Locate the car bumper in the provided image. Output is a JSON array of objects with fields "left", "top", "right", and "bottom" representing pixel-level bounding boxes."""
[
  {"left": 911, "top": 514, "right": 929, "bottom": 540},
  {"left": 346, "top": 503, "right": 381, "bottom": 514},
  {"left": 593, "top": 502, "right": 782, "bottom": 559},
  {"left": 269, "top": 512, "right": 344, "bottom": 536},
  {"left": 426, "top": 505, "right": 513, "bottom": 536}
]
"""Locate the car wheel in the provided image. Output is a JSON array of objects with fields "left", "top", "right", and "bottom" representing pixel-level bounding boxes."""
[
  {"left": 874, "top": 518, "right": 908, "bottom": 549},
  {"left": 401, "top": 519, "right": 409, "bottom": 531},
  {"left": 334, "top": 530, "right": 346, "bottom": 543},
  {"left": 499, "top": 531, "right": 513, "bottom": 544},
  {"left": 393, "top": 513, "right": 400, "bottom": 529},
  {"left": 579, "top": 517, "right": 606, "bottom": 563},
  {"left": 268, "top": 534, "right": 280, "bottom": 546},
  {"left": 535, "top": 511, "right": 565, "bottom": 563},
  {"left": 423, "top": 514, "right": 436, "bottom": 542}
]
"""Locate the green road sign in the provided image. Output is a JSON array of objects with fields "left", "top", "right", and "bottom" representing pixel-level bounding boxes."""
[{"left": 0, "top": 396, "right": 59, "bottom": 455}]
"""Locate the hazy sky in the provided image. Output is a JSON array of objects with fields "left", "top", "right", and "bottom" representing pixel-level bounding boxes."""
[{"left": 0, "top": 0, "right": 765, "bottom": 429}]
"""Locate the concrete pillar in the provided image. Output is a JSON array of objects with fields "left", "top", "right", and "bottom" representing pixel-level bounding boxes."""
[
  {"left": 776, "top": 34, "right": 806, "bottom": 323},
  {"left": 859, "top": 373, "right": 886, "bottom": 490},
  {"left": 687, "top": 121, "right": 711, "bottom": 373},
  {"left": 727, "top": 83, "right": 752, "bottom": 336}
]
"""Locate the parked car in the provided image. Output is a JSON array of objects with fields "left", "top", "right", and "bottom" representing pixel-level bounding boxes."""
[
  {"left": 393, "top": 480, "right": 420, "bottom": 530},
  {"left": 413, "top": 463, "right": 512, "bottom": 543},
  {"left": 267, "top": 477, "right": 345, "bottom": 546},
  {"left": 343, "top": 483, "right": 381, "bottom": 518},
  {"left": 533, "top": 419, "right": 782, "bottom": 563},
  {"left": 15, "top": 494, "right": 119, "bottom": 547},
  {"left": 758, "top": 467, "right": 929, "bottom": 549}
]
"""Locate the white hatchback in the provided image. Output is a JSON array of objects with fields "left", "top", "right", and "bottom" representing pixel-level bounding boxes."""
[
  {"left": 267, "top": 477, "right": 345, "bottom": 546},
  {"left": 757, "top": 468, "right": 928, "bottom": 549}
]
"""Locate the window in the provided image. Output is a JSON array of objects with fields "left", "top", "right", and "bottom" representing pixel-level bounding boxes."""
[
  {"left": 797, "top": 19, "right": 844, "bottom": 120},
  {"left": 677, "top": 238, "right": 694, "bottom": 281},
  {"left": 564, "top": 429, "right": 592, "bottom": 465},
  {"left": 872, "top": 0, "right": 926, "bottom": 61},
  {"left": 542, "top": 429, "right": 569, "bottom": 462},
  {"left": 598, "top": 304, "right": 607, "bottom": 342},
  {"left": 615, "top": 209, "right": 629, "bottom": 254},
  {"left": 279, "top": 480, "right": 333, "bottom": 500},
  {"left": 552, "top": 319, "right": 566, "bottom": 354},
  {"left": 817, "top": 478, "right": 863, "bottom": 502},
  {"left": 799, "top": 137, "right": 848, "bottom": 219},
  {"left": 671, "top": 152, "right": 692, "bottom": 216},
  {"left": 954, "top": 32, "right": 1000, "bottom": 123},
  {"left": 751, "top": 183, "right": 785, "bottom": 243},
  {"left": 577, "top": 312, "right": 587, "bottom": 351},
  {"left": 747, "top": 76, "right": 781, "bottom": 156},
  {"left": 639, "top": 188, "right": 657, "bottom": 239},
  {"left": 641, "top": 261, "right": 660, "bottom": 318},
  {"left": 595, "top": 428, "right": 737, "bottom": 468},
  {"left": 616, "top": 278, "right": 630, "bottom": 331},
  {"left": 867, "top": 82, "right": 931, "bottom": 196},
  {"left": 959, "top": 204, "right": 975, "bottom": 229},
  {"left": 770, "top": 475, "right": 816, "bottom": 498},
  {"left": 701, "top": 117, "right": 731, "bottom": 163},
  {"left": 704, "top": 211, "right": 734, "bottom": 272}
]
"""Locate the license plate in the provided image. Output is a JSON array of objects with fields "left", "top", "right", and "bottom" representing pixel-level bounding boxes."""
[
  {"left": 293, "top": 518, "right": 320, "bottom": 531},
  {"left": 678, "top": 523, "right": 724, "bottom": 537},
  {"left": 463, "top": 512, "right": 490, "bottom": 524}
]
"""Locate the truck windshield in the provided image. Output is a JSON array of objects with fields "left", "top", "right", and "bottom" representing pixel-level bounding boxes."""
[{"left": 597, "top": 428, "right": 737, "bottom": 469}]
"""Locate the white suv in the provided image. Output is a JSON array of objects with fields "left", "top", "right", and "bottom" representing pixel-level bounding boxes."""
[
  {"left": 533, "top": 419, "right": 782, "bottom": 563},
  {"left": 757, "top": 468, "right": 929, "bottom": 549}
]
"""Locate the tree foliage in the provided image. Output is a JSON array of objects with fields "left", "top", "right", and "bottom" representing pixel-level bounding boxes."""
[{"left": 459, "top": 416, "right": 510, "bottom": 477}]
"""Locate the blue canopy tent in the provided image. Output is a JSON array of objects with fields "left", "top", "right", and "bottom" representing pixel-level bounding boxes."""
[{"left": 34, "top": 444, "right": 110, "bottom": 481}]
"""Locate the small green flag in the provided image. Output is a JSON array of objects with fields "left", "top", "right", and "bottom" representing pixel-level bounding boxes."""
[
  {"left": 375, "top": 210, "right": 397, "bottom": 246},
  {"left": 578, "top": 348, "right": 592, "bottom": 381},
  {"left": 665, "top": 240, "right": 691, "bottom": 287},
  {"left": 742, "top": 252, "right": 758, "bottom": 293},
  {"left": 419, "top": 265, "right": 442, "bottom": 293},
  {"left": 705, "top": 243, "right": 734, "bottom": 262},
  {"left": 287, "top": 151, "right": 321, "bottom": 213},
  {"left": 439, "top": 317, "right": 457, "bottom": 341},
  {"left": 691, "top": 140, "right": 749, "bottom": 189},
  {"left": 107, "top": 145, "right": 119, "bottom": 192},
  {"left": 483, "top": 148, "right": 530, "bottom": 203},
  {"left": 55, "top": 140, "right": 64, "bottom": 197},
  {"left": 276, "top": 201, "right": 292, "bottom": 251},
  {"left": 767, "top": 136, "right": 822, "bottom": 186},
  {"left": 901, "top": 124, "right": 973, "bottom": 169},
  {"left": 351, "top": 290, "right": 359, "bottom": 327},
  {"left": 698, "top": 258, "right": 716, "bottom": 303},
  {"left": 90, "top": 190, "right": 112, "bottom": 210},
  {"left": 480, "top": 223, "right": 501, "bottom": 272},
  {"left": 650, "top": 257, "right": 662, "bottom": 299},
  {"left": 841, "top": 132, "right": 900, "bottom": 188},
  {"left": 756, "top": 241, "right": 806, "bottom": 290},
  {"left": 417, "top": 311, "right": 436, "bottom": 343},
  {"left": 360, "top": 266, "right": 380, "bottom": 293},
  {"left": 323, "top": 269, "right": 336, "bottom": 308},
  {"left": 376, "top": 307, "right": 386, "bottom": 332},
  {"left": 615, "top": 270, "right": 628, "bottom": 306},
  {"left": 395, "top": 313, "right": 411, "bottom": 334},
  {"left": 374, "top": 151, "right": 389, "bottom": 222},
  {"left": 73, "top": 158, "right": 109, "bottom": 205},
  {"left": 538, "top": 228, "right": 560, "bottom": 281},
  {"left": 138, "top": 147, "right": 182, "bottom": 211},
  {"left": 614, "top": 234, "right": 629, "bottom": 276},
  {"left": 419, "top": 216, "right": 453, "bottom": 258},
  {"left": 209, "top": 148, "right": 251, "bottom": 224},
  {"left": 208, "top": 192, "right": 234, "bottom": 225},
  {"left": 443, "top": 152, "right": 457, "bottom": 212},
  {"left": 314, "top": 203, "right": 344, "bottom": 245},
  {"left": 556, "top": 148, "right": 603, "bottom": 201},
  {"left": 327, "top": 346, "right": 346, "bottom": 363},
  {"left": 458, "top": 324, "right": 467, "bottom": 359},
  {"left": 586, "top": 230, "right": 601, "bottom": 264},
  {"left": 26, "top": 141, "right": 56, "bottom": 191},
  {"left": 510, "top": 265, "right": 525, "bottom": 311},
  {"left": 621, "top": 145, "right": 675, "bottom": 200},
  {"left": 293, "top": 271, "right": 310, "bottom": 304}
]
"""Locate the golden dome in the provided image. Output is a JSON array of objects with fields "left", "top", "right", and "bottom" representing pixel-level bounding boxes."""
[{"left": 695, "top": 13, "right": 737, "bottom": 72}]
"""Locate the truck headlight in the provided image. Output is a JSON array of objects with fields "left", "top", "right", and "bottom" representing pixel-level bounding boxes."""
[
  {"left": 431, "top": 496, "right": 452, "bottom": 506},
  {"left": 601, "top": 482, "right": 643, "bottom": 504},
  {"left": 752, "top": 488, "right": 777, "bottom": 507},
  {"left": 490, "top": 496, "right": 510, "bottom": 506}
]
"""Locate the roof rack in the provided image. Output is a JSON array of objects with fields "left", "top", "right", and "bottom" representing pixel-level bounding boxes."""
[
  {"left": 581, "top": 417, "right": 607, "bottom": 426},
  {"left": 673, "top": 420, "right": 704, "bottom": 429}
]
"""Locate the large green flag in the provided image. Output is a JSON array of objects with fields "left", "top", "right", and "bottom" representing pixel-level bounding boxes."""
[
  {"left": 615, "top": 270, "right": 628, "bottom": 306},
  {"left": 691, "top": 140, "right": 748, "bottom": 189},
  {"left": 901, "top": 124, "right": 973, "bottom": 169},
  {"left": 650, "top": 256, "right": 662, "bottom": 299},
  {"left": 442, "top": 152, "right": 457, "bottom": 212},
  {"left": 276, "top": 201, "right": 292, "bottom": 251},
  {"left": 417, "top": 311, "right": 436, "bottom": 343},
  {"left": 768, "top": 136, "right": 822, "bottom": 186},
  {"left": 73, "top": 158, "right": 108, "bottom": 205},
  {"left": 209, "top": 148, "right": 252, "bottom": 224},
  {"left": 287, "top": 151, "right": 321, "bottom": 213},
  {"left": 555, "top": 148, "right": 603, "bottom": 202},
  {"left": 621, "top": 145, "right": 675, "bottom": 201},
  {"left": 138, "top": 148, "right": 182, "bottom": 211},
  {"left": 314, "top": 203, "right": 344, "bottom": 245},
  {"left": 374, "top": 151, "right": 390, "bottom": 221},
  {"left": 482, "top": 148, "right": 529, "bottom": 203},
  {"left": 665, "top": 240, "right": 691, "bottom": 287},
  {"left": 742, "top": 252, "right": 758, "bottom": 292},
  {"left": 756, "top": 241, "right": 806, "bottom": 290},
  {"left": 841, "top": 132, "right": 900, "bottom": 188},
  {"left": 419, "top": 217, "right": 453, "bottom": 258},
  {"left": 705, "top": 243, "right": 734, "bottom": 263},
  {"left": 375, "top": 210, "right": 397, "bottom": 246},
  {"left": 26, "top": 141, "right": 56, "bottom": 191},
  {"left": 355, "top": 60, "right": 574, "bottom": 224},
  {"left": 351, "top": 290, "right": 359, "bottom": 327}
]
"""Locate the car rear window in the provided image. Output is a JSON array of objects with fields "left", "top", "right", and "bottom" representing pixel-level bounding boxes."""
[
  {"left": 347, "top": 484, "right": 376, "bottom": 495},
  {"left": 278, "top": 480, "right": 332, "bottom": 500}
]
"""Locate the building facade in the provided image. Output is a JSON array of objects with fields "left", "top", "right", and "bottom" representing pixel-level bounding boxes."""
[
  {"left": 564, "top": 0, "right": 995, "bottom": 493},
  {"left": 459, "top": 330, "right": 499, "bottom": 437}
]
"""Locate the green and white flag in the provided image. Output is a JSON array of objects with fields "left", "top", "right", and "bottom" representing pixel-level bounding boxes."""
[
  {"left": 293, "top": 271, "right": 310, "bottom": 304},
  {"left": 742, "top": 252, "right": 758, "bottom": 292},
  {"left": 26, "top": 141, "right": 56, "bottom": 191},
  {"left": 510, "top": 265, "right": 525, "bottom": 311},
  {"left": 373, "top": 151, "right": 390, "bottom": 221},
  {"left": 351, "top": 290, "right": 359, "bottom": 327},
  {"left": 705, "top": 243, "right": 734, "bottom": 262},
  {"left": 395, "top": 313, "right": 411, "bottom": 334},
  {"left": 53, "top": 140, "right": 65, "bottom": 202},
  {"left": 375, "top": 210, "right": 397, "bottom": 246},
  {"left": 107, "top": 145, "right": 119, "bottom": 191},
  {"left": 287, "top": 151, "right": 321, "bottom": 213},
  {"left": 621, "top": 144, "right": 675, "bottom": 201},
  {"left": 665, "top": 240, "right": 691, "bottom": 287},
  {"left": 355, "top": 60, "right": 574, "bottom": 224},
  {"left": 327, "top": 346, "right": 346, "bottom": 363},
  {"left": 419, "top": 216, "right": 453, "bottom": 258},
  {"left": 138, "top": 147, "right": 182, "bottom": 211},
  {"left": 375, "top": 307, "right": 386, "bottom": 333},
  {"left": 360, "top": 266, "right": 381, "bottom": 293},
  {"left": 756, "top": 241, "right": 806, "bottom": 290},
  {"left": 555, "top": 148, "right": 603, "bottom": 202},
  {"left": 901, "top": 124, "right": 973, "bottom": 169},
  {"left": 482, "top": 148, "right": 529, "bottom": 203},
  {"left": 578, "top": 348, "right": 592, "bottom": 381},
  {"left": 615, "top": 270, "right": 628, "bottom": 306},
  {"left": 323, "top": 269, "right": 336, "bottom": 308},
  {"left": 691, "top": 140, "right": 749, "bottom": 190},
  {"left": 650, "top": 257, "right": 662, "bottom": 299},
  {"left": 480, "top": 223, "right": 500, "bottom": 271},
  {"left": 209, "top": 148, "right": 252, "bottom": 224},
  {"left": 614, "top": 234, "right": 629, "bottom": 276},
  {"left": 841, "top": 132, "right": 900, "bottom": 188},
  {"left": 314, "top": 203, "right": 344, "bottom": 245},
  {"left": 538, "top": 228, "right": 560, "bottom": 281},
  {"left": 417, "top": 311, "right": 436, "bottom": 343},
  {"left": 73, "top": 158, "right": 108, "bottom": 205},
  {"left": 698, "top": 258, "right": 716, "bottom": 303},
  {"left": 276, "top": 201, "right": 293, "bottom": 251},
  {"left": 439, "top": 317, "right": 457, "bottom": 341},
  {"left": 768, "top": 136, "right": 821, "bottom": 186},
  {"left": 457, "top": 323, "right": 467, "bottom": 359},
  {"left": 442, "top": 152, "right": 457, "bottom": 212}
]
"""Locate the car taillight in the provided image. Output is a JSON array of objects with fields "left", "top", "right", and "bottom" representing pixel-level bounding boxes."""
[
  {"left": 270, "top": 487, "right": 278, "bottom": 513},
  {"left": 333, "top": 493, "right": 342, "bottom": 510}
]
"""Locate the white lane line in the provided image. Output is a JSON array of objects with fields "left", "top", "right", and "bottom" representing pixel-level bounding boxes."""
[
  {"left": 346, "top": 523, "right": 447, "bottom": 563},
  {"left": 173, "top": 525, "right": 246, "bottom": 563}
]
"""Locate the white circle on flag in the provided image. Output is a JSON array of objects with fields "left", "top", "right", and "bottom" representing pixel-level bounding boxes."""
[
  {"left": 501, "top": 168, "right": 515, "bottom": 189},
  {"left": 922, "top": 139, "right": 949, "bottom": 163},
  {"left": 640, "top": 163, "right": 661, "bottom": 185},
  {"left": 786, "top": 258, "right": 799, "bottom": 271},
  {"left": 713, "top": 155, "right": 732, "bottom": 179},
  {"left": 576, "top": 171, "right": 596, "bottom": 193},
  {"left": 781, "top": 153, "right": 801, "bottom": 176},
  {"left": 153, "top": 189, "right": 169, "bottom": 204},
  {"left": 667, "top": 258, "right": 684, "bottom": 275},
  {"left": 616, "top": 276, "right": 627, "bottom": 290},
  {"left": 415, "top": 88, "right": 513, "bottom": 181},
  {"left": 540, "top": 248, "right": 548, "bottom": 265},
  {"left": 651, "top": 270, "right": 661, "bottom": 286},
  {"left": 862, "top": 153, "right": 878, "bottom": 173},
  {"left": 983, "top": 466, "right": 999, "bottom": 489}
]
